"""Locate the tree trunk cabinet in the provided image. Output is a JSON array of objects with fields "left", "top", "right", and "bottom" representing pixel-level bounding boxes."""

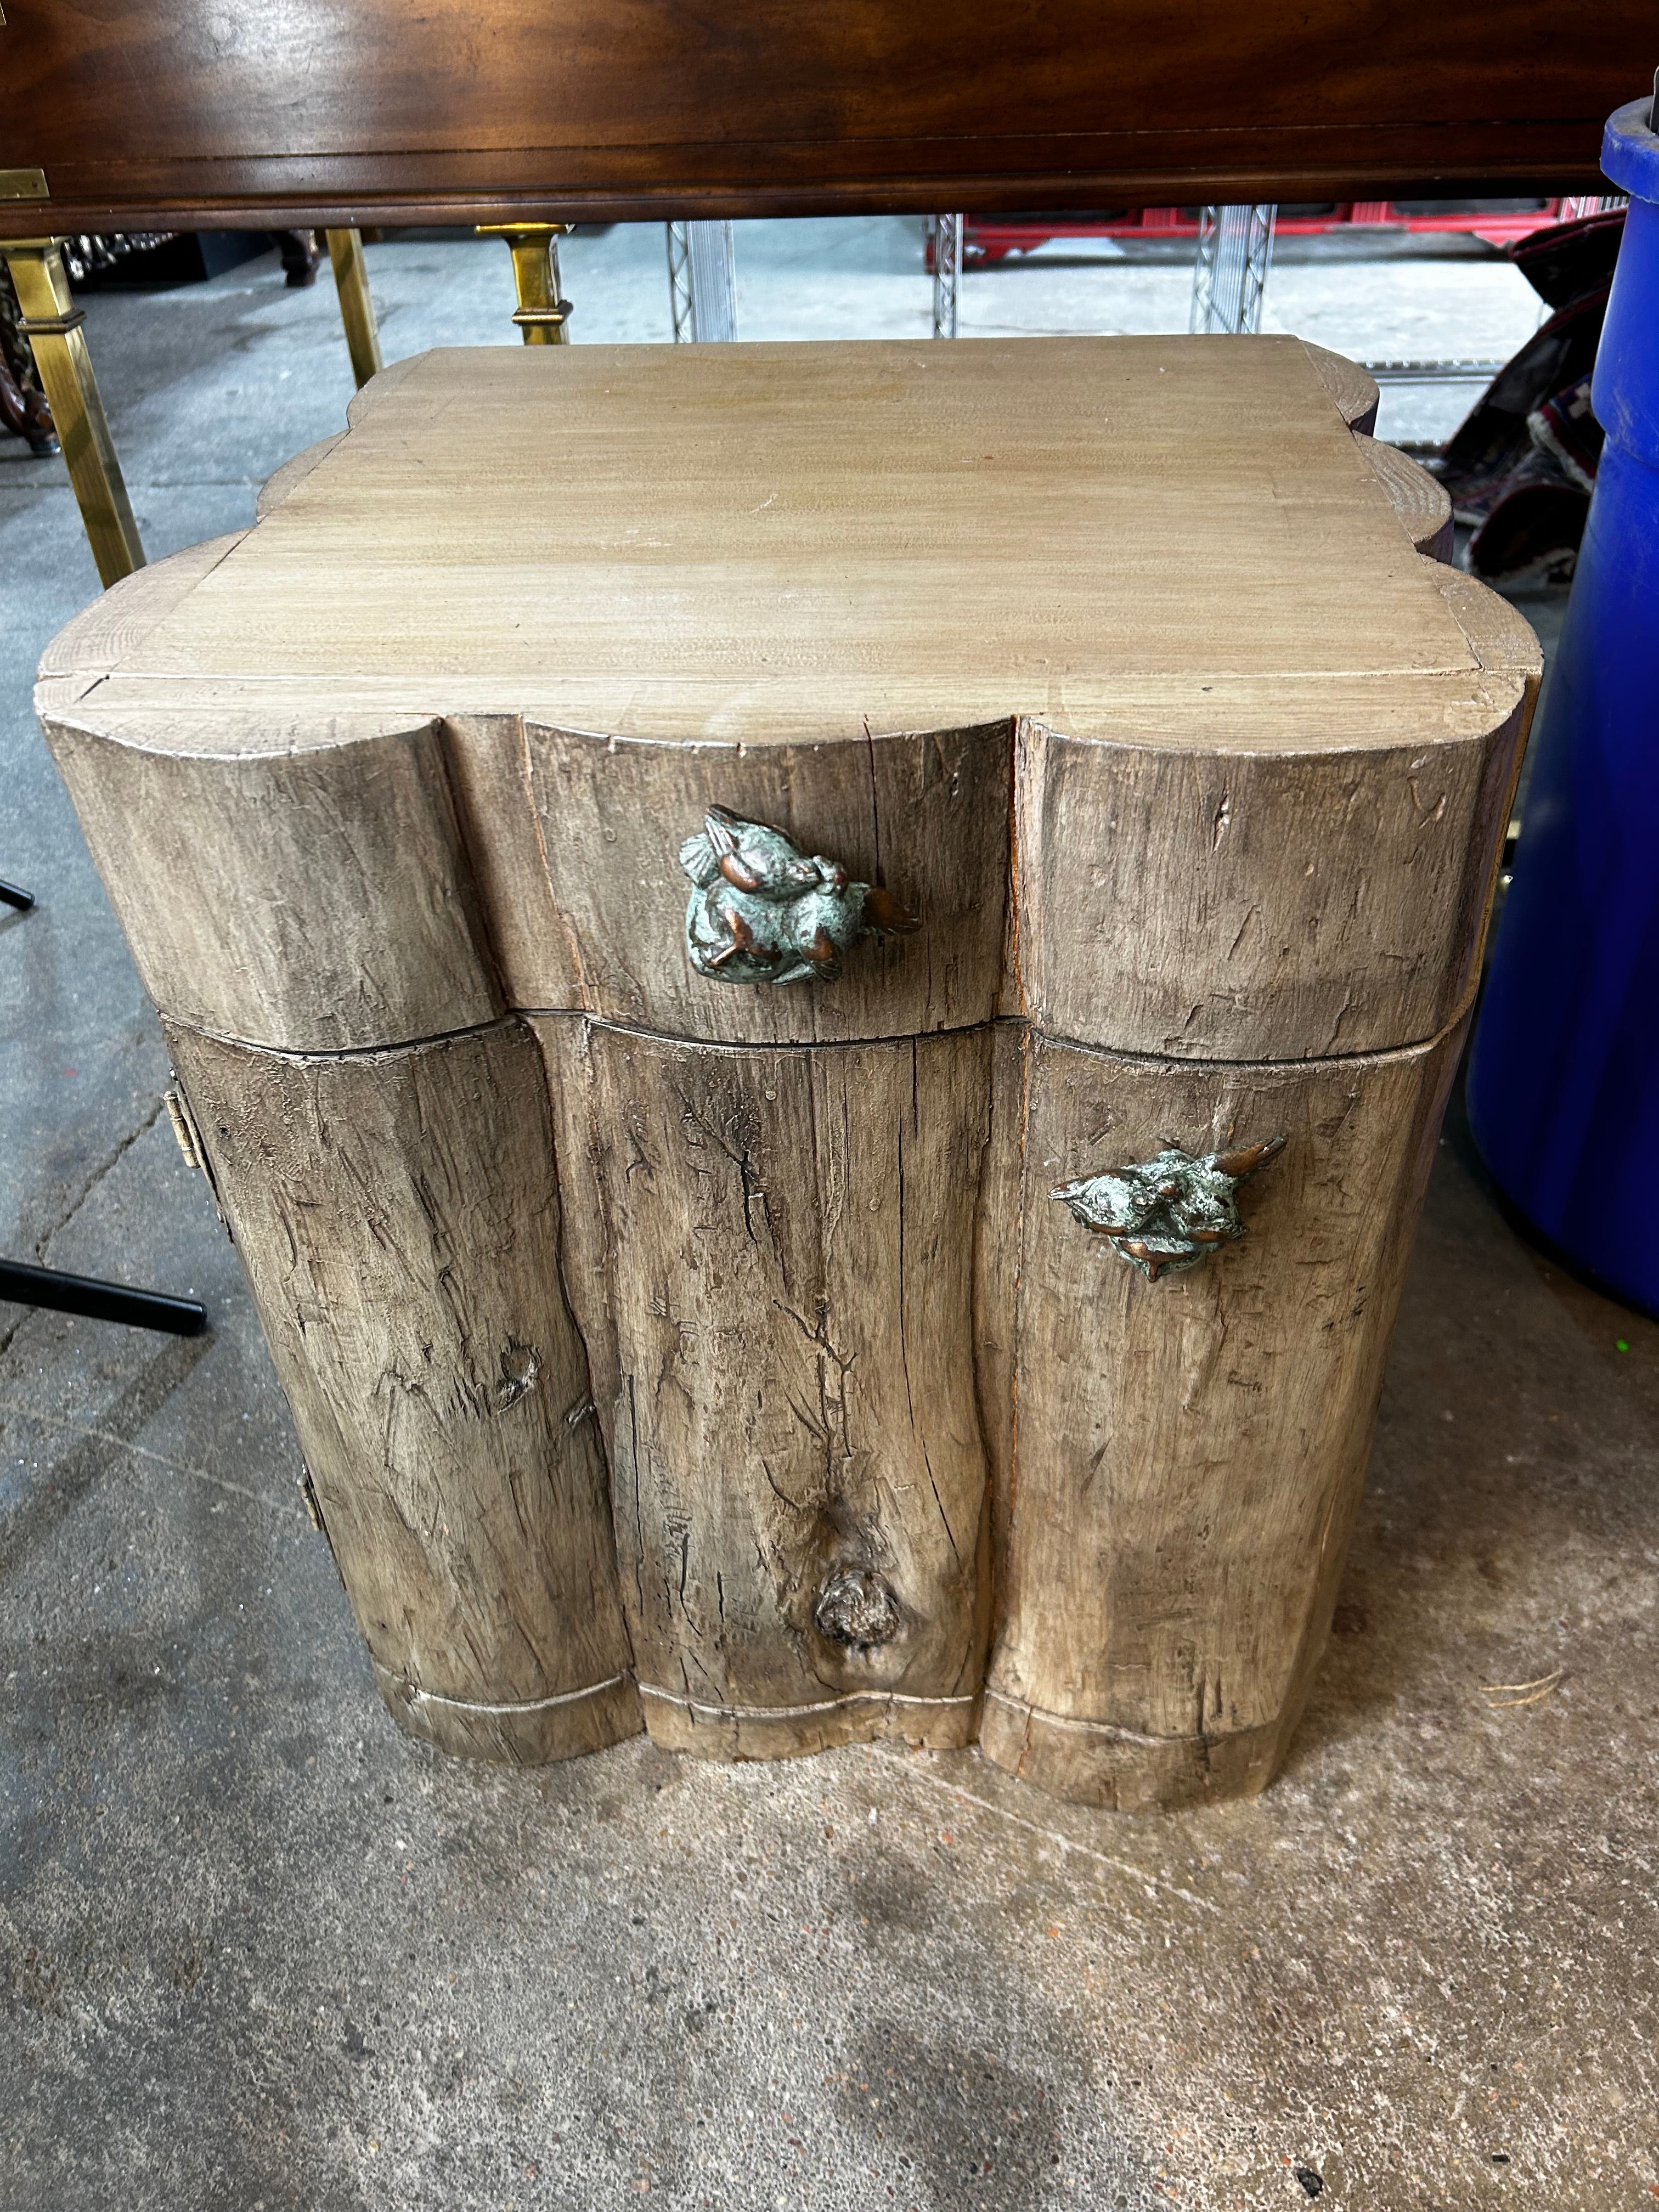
[{"left": 37, "top": 338, "right": 1538, "bottom": 1809}]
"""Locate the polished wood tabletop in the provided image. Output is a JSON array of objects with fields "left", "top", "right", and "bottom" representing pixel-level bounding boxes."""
[{"left": 1, "top": 0, "right": 1645, "bottom": 235}]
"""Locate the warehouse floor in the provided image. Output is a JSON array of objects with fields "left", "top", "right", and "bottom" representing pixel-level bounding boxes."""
[{"left": 1, "top": 229, "right": 1651, "bottom": 2212}]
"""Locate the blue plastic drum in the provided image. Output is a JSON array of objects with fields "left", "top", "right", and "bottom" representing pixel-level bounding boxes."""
[{"left": 1466, "top": 94, "right": 1659, "bottom": 1314}]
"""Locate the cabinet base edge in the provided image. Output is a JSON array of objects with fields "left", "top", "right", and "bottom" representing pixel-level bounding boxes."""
[
  {"left": 371, "top": 1660, "right": 644, "bottom": 1765},
  {"left": 640, "top": 1683, "right": 980, "bottom": 1760},
  {"left": 979, "top": 1689, "right": 1284, "bottom": 1810}
]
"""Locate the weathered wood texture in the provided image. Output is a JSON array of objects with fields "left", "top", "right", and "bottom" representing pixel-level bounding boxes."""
[
  {"left": 969, "top": 1022, "right": 1025, "bottom": 1573},
  {"left": 35, "top": 338, "right": 1543, "bottom": 1801},
  {"left": 535, "top": 1015, "right": 624, "bottom": 1437},
  {"left": 558, "top": 1018, "right": 993, "bottom": 1758},
  {"left": 1013, "top": 566, "right": 1538, "bottom": 1062},
  {"left": 2, "top": 0, "right": 1635, "bottom": 237},
  {"left": 980, "top": 1017, "right": 1466, "bottom": 1810},
  {"left": 163, "top": 1018, "right": 640, "bottom": 1764},
  {"left": 46, "top": 710, "right": 504, "bottom": 1053},
  {"left": 1305, "top": 344, "right": 1379, "bottom": 437},
  {"left": 1013, "top": 707, "right": 1517, "bottom": 1060},
  {"left": 1361, "top": 436, "right": 1455, "bottom": 561}
]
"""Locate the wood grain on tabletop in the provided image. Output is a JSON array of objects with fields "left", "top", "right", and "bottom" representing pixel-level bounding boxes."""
[
  {"left": 979, "top": 1015, "right": 1466, "bottom": 1810},
  {"left": 164, "top": 1017, "right": 642, "bottom": 1764},
  {"left": 1358, "top": 436, "right": 1455, "bottom": 562},
  {"left": 254, "top": 436, "right": 345, "bottom": 520},
  {"left": 35, "top": 530, "right": 245, "bottom": 697},
  {"left": 1305, "top": 344, "right": 1379, "bottom": 438},
  {"left": 79, "top": 339, "right": 1484, "bottom": 744}
]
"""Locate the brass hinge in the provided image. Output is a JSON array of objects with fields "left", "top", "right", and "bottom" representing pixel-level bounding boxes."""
[
  {"left": 163, "top": 1084, "right": 206, "bottom": 1173},
  {"left": 298, "top": 1466, "right": 326, "bottom": 1533},
  {"left": 164, "top": 1077, "right": 232, "bottom": 1235},
  {"left": 0, "top": 168, "right": 48, "bottom": 201}
]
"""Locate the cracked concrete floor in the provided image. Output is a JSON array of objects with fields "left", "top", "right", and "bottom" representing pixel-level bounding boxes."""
[{"left": 1, "top": 233, "right": 1652, "bottom": 2212}]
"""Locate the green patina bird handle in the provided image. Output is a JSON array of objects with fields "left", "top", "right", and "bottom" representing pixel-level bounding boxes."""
[
  {"left": 678, "top": 803, "right": 918, "bottom": 988},
  {"left": 1053, "top": 1135, "right": 1286, "bottom": 1282}
]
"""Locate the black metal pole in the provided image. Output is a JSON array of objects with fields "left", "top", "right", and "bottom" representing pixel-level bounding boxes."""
[
  {"left": 0, "top": 1259, "right": 207, "bottom": 1336},
  {"left": 2, "top": 878, "right": 206, "bottom": 1334}
]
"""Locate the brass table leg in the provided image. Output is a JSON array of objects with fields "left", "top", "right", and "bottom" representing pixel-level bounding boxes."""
[
  {"left": 324, "top": 228, "right": 383, "bottom": 389},
  {"left": 476, "top": 224, "right": 572, "bottom": 342},
  {"left": 2, "top": 239, "right": 144, "bottom": 587}
]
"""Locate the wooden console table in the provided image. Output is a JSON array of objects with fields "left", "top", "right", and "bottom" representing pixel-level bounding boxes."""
[
  {"left": 36, "top": 337, "right": 1537, "bottom": 1806},
  {"left": 1, "top": 1, "right": 1646, "bottom": 583}
]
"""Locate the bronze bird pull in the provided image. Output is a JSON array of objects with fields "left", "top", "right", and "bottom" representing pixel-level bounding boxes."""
[
  {"left": 679, "top": 805, "right": 918, "bottom": 986},
  {"left": 1052, "top": 1135, "right": 1286, "bottom": 1282}
]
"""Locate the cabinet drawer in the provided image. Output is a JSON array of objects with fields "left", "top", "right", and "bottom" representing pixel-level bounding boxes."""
[
  {"left": 524, "top": 722, "right": 1011, "bottom": 1046},
  {"left": 1014, "top": 573, "right": 1537, "bottom": 1061}
]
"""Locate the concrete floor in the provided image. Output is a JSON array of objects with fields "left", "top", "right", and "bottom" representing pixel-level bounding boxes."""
[{"left": 1, "top": 228, "right": 1651, "bottom": 2211}]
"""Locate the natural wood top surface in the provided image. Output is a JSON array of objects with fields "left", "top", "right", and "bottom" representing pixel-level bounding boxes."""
[{"left": 51, "top": 337, "right": 1534, "bottom": 753}]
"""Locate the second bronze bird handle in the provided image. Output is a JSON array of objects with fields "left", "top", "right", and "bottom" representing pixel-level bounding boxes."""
[
  {"left": 679, "top": 804, "right": 919, "bottom": 986},
  {"left": 1053, "top": 1136, "right": 1286, "bottom": 1282}
]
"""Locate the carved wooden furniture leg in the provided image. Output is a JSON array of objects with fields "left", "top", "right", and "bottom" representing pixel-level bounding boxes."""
[
  {"left": 476, "top": 224, "right": 572, "bottom": 342},
  {"left": 0, "top": 300, "right": 59, "bottom": 453},
  {"left": 274, "top": 228, "right": 323, "bottom": 289},
  {"left": 2, "top": 238, "right": 143, "bottom": 585},
  {"left": 325, "top": 227, "right": 384, "bottom": 388},
  {"left": 35, "top": 340, "right": 1537, "bottom": 1802}
]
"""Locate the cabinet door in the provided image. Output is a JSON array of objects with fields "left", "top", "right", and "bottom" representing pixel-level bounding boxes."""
[
  {"left": 982, "top": 1020, "right": 1463, "bottom": 1809},
  {"left": 569, "top": 1019, "right": 995, "bottom": 1756},
  {"left": 166, "top": 1017, "right": 640, "bottom": 1765}
]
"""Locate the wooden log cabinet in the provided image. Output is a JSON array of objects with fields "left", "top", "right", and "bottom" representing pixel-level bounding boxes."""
[{"left": 37, "top": 337, "right": 1538, "bottom": 1808}]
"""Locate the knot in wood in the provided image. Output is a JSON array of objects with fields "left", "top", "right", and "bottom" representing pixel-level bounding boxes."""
[
  {"left": 493, "top": 1339, "right": 541, "bottom": 1411},
  {"left": 815, "top": 1567, "right": 901, "bottom": 1650}
]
